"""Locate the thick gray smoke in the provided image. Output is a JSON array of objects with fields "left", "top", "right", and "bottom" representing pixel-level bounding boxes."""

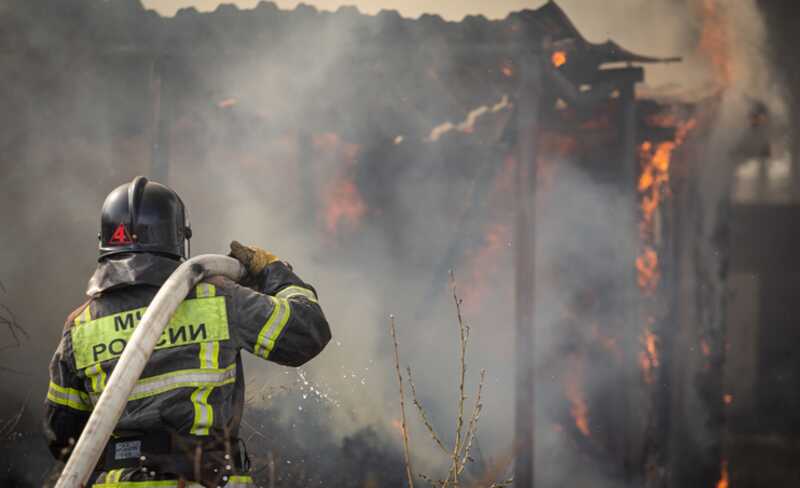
[{"left": 0, "top": 0, "right": 786, "bottom": 486}]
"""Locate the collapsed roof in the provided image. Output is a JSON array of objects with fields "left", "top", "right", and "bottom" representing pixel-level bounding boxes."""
[{"left": 19, "top": 0, "right": 677, "bottom": 140}]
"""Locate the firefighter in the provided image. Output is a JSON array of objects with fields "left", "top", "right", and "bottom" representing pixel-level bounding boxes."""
[{"left": 44, "top": 176, "right": 331, "bottom": 487}]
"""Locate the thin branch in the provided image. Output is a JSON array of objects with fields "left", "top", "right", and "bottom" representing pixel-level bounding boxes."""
[
  {"left": 448, "top": 270, "right": 469, "bottom": 487},
  {"left": 468, "top": 445, "right": 516, "bottom": 488},
  {"left": 458, "top": 369, "right": 486, "bottom": 475},
  {"left": 0, "top": 302, "right": 28, "bottom": 355},
  {"left": 407, "top": 366, "right": 449, "bottom": 454},
  {"left": 240, "top": 418, "right": 268, "bottom": 443},
  {"left": 1, "top": 306, "right": 24, "bottom": 337},
  {"left": 418, "top": 472, "right": 442, "bottom": 488},
  {"left": 391, "top": 271, "right": 507, "bottom": 488},
  {"left": 0, "top": 364, "right": 28, "bottom": 375},
  {"left": 0, "top": 391, "right": 29, "bottom": 439},
  {"left": 390, "top": 315, "right": 415, "bottom": 488},
  {"left": 487, "top": 478, "right": 515, "bottom": 488}
]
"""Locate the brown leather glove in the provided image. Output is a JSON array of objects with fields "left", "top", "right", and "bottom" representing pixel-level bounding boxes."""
[{"left": 229, "top": 240, "right": 280, "bottom": 276}]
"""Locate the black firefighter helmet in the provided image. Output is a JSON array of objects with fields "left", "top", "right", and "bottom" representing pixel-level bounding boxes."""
[{"left": 98, "top": 176, "right": 192, "bottom": 261}]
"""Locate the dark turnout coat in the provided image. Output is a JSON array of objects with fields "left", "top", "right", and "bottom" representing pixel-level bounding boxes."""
[{"left": 44, "top": 253, "right": 330, "bottom": 486}]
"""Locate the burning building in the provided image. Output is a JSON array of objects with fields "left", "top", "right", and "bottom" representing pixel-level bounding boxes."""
[{"left": 1, "top": 0, "right": 799, "bottom": 487}]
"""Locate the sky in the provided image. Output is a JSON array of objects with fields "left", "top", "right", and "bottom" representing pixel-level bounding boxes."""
[
  {"left": 142, "top": 0, "right": 551, "bottom": 20},
  {"left": 138, "top": 0, "right": 695, "bottom": 61}
]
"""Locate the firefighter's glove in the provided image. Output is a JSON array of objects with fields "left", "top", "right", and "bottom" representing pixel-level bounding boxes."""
[{"left": 229, "top": 241, "right": 280, "bottom": 278}]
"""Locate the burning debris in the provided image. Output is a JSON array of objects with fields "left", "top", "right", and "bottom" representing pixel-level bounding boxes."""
[
  {"left": 564, "top": 354, "right": 591, "bottom": 438},
  {"left": 716, "top": 460, "right": 729, "bottom": 488}
]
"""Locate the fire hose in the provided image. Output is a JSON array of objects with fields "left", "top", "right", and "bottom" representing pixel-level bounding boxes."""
[{"left": 55, "top": 255, "right": 245, "bottom": 488}]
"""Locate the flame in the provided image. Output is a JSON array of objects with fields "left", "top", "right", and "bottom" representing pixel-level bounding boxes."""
[
  {"left": 646, "top": 114, "right": 678, "bottom": 128},
  {"left": 638, "top": 140, "right": 672, "bottom": 234},
  {"left": 565, "top": 355, "right": 590, "bottom": 437},
  {"left": 637, "top": 118, "right": 696, "bottom": 293},
  {"left": 723, "top": 393, "right": 733, "bottom": 405},
  {"left": 313, "top": 132, "right": 367, "bottom": 235},
  {"left": 579, "top": 115, "right": 611, "bottom": 130},
  {"left": 500, "top": 61, "right": 514, "bottom": 78},
  {"left": 636, "top": 247, "right": 660, "bottom": 295},
  {"left": 716, "top": 460, "right": 729, "bottom": 488},
  {"left": 551, "top": 51, "right": 567, "bottom": 68},
  {"left": 324, "top": 178, "right": 366, "bottom": 234},
  {"left": 639, "top": 327, "right": 660, "bottom": 385},
  {"left": 461, "top": 223, "right": 511, "bottom": 309},
  {"left": 636, "top": 117, "right": 697, "bottom": 388},
  {"left": 697, "top": 0, "right": 732, "bottom": 87},
  {"left": 540, "top": 131, "right": 577, "bottom": 157},
  {"left": 217, "top": 97, "right": 237, "bottom": 108},
  {"left": 700, "top": 339, "right": 711, "bottom": 357}
]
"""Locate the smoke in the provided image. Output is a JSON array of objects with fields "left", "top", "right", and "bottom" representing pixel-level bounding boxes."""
[{"left": 0, "top": 0, "right": 788, "bottom": 486}]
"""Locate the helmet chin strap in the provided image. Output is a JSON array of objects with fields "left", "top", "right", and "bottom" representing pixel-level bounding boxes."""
[{"left": 184, "top": 204, "right": 192, "bottom": 260}]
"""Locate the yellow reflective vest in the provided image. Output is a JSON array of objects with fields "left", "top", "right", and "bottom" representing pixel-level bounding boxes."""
[{"left": 44, "top": 253, "right": 330, "bottom": 486}]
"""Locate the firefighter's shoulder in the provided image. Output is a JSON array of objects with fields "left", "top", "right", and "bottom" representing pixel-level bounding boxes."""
[{"left": 63, "top": 299, "right": 94, "bottom": 332}]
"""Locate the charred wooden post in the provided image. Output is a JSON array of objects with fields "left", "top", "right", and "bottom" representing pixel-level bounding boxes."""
[
  {"left": 621, "top": 72, "right": 641, "bottom": 488},
  {"left": 617, "top": 68, "right": 645, "bottom": 487},
  {"left": 667, "top": 132, "right": 731, "bottom": 488},
  {"left": 513, "top": 51, "right": 543, "bottom": 488},
  {"left": 642, "top": 119, "right": 690, "bottom": 488}
]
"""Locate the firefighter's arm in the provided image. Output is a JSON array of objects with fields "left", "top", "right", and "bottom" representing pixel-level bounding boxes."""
[
  {"left": 43, "top": 337, "right": 92, "bottom": 461},
  {"left": 227, "top": 260, "right": 331, "bottom": 366}
]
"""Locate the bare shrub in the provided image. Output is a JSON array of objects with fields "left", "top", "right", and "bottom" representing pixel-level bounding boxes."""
[{"left": 390, "top": 272, "right": 513, "bottom": 488}]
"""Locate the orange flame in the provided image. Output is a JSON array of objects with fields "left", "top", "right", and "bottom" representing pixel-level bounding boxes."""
[
  {"left": 716, "top": 460, "right": 729, "bottom": 488},
  {"left": 636, "top": 247, "right": 660, "bottom": 295},
  {"left": 217, "top": 97, "right": 237, "bottom": 108},
  {"left": 314, "top": 133, "right": 366, "bottom": 235},
  {"left": 500, "top": 60, "right": 514, "bottom": 78},
  {"left": 636, "top": 118, "right": 697, "bottom": 387},
  {"left": 551, "top": 51, "right": 567, "bottom": 68},
  {"left": 640, "top": 327, "right": 660, "bottom": 384},
  {"left": 723, "top": 393, "right": 733, "bottom": 405},
  {"left": 324, "top": 178, "right": 366, "bottom": 234},
  {"left": 461, "top": 223, "right": 511, "bottom": 309},
  {"left": 697, "top": 0, "right": 732, "bottom": 87},
  {"left": 637, "top": 118, "right": 696, "bottom": 293},
  {"left": 565, "top": 355, "right": 590, "bottom": 437}
]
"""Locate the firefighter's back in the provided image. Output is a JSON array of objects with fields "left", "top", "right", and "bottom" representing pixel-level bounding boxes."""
[{"left": 65, "top": 280, "right": 253, "bottom": 486}]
